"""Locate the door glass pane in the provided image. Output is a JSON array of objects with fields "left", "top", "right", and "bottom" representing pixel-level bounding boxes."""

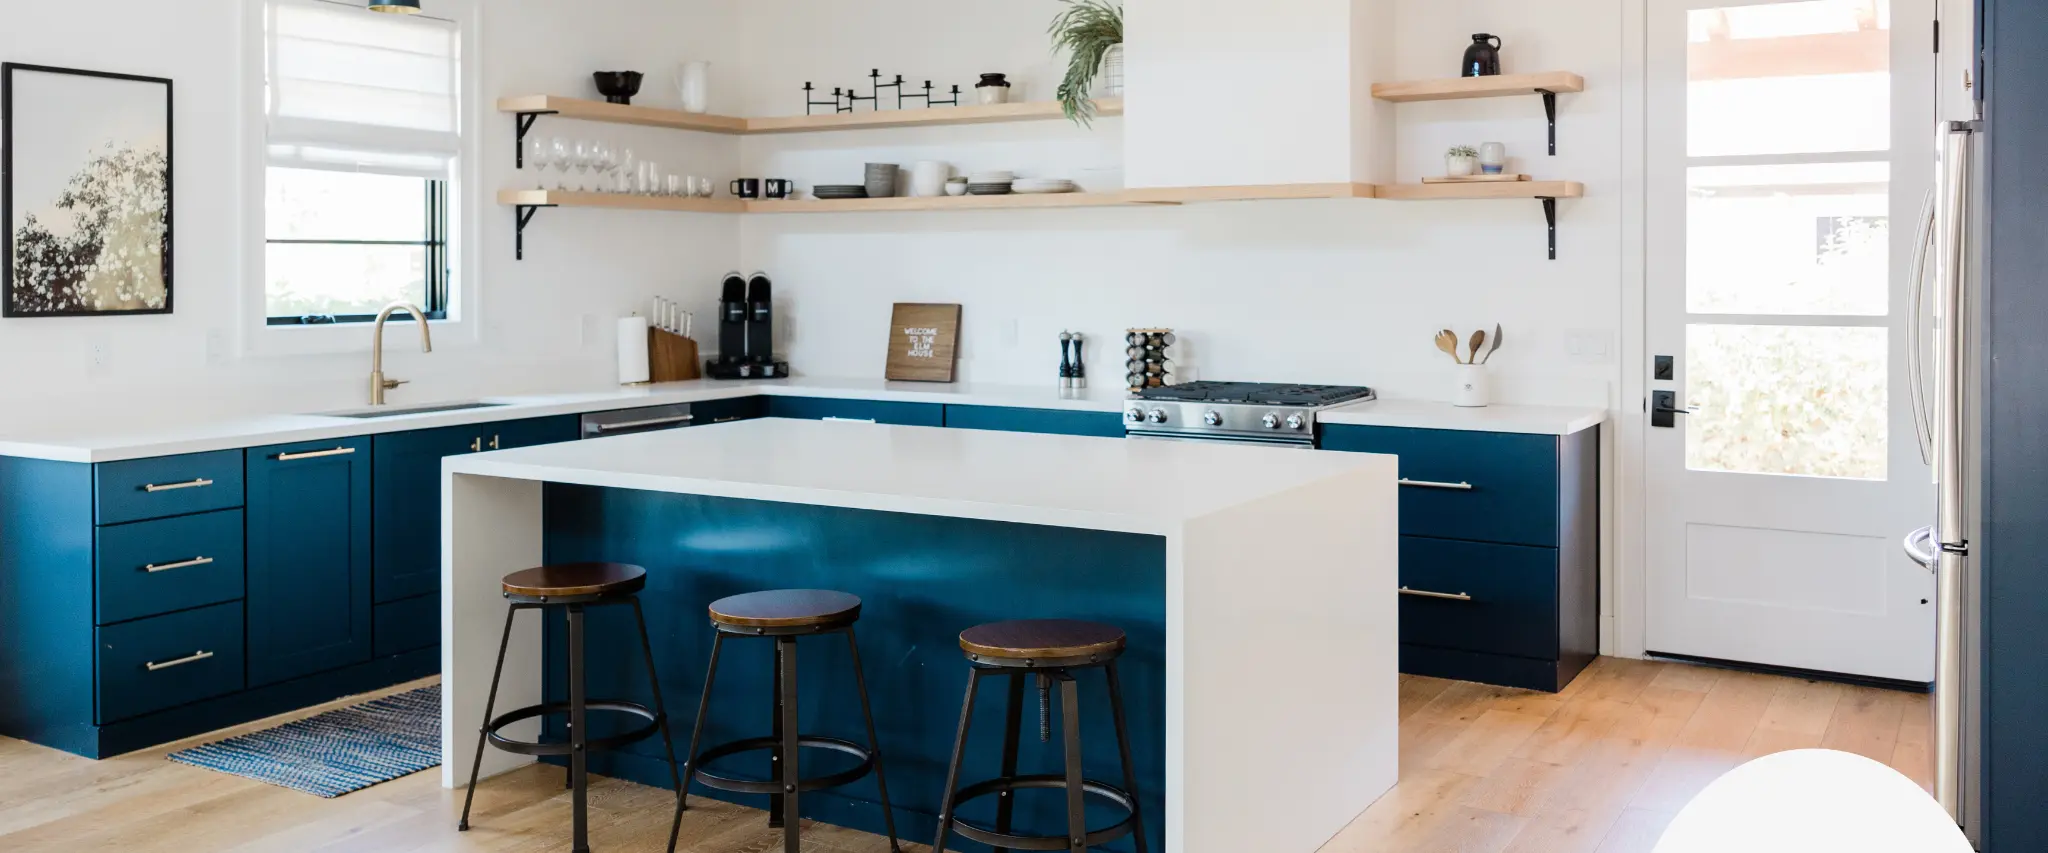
[
  {"left": 1686, "top": 324, "right": 1888, "bottom": 480},
  {"left": 1688, "top": 162, "right": 1889, "bottom": 315},
  {"left": 1689, "top": 0, "right": 1890, "bottom": 156}
]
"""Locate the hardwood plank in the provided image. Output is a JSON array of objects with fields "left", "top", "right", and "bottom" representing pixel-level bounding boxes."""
[
  {"left": 1754, "top": 679, "right": 1844, "bottom": 736},
  {"left": 1428, "top": 709, "right": 1549, "bottom": 777},
  {"left": 1462, "top": 758, "right": 1577, "bottom": 816},
  {"left": 1820, "top": 686, "right": 1908, "bottom": 763},
  {"left": 1399, "top": 675, "right": 1456, "bottom": 721},
  {"left": 1647, "top": 662, "right": 1724, "bottom": 694},
  {"left": 1595, "top": 808, "right": 1679, "bottom": 853},
  {"left": 1504, "top": 808, "right": 1628, "bottom": 853},
  {"left": 1671, "top": 670, "right": 1780, "bottom": 752},
  {"left": 1372, "top": 71, "right": 1588, "bottom": 102},
  {"left": 1513, "top": 697, "right": 1629, "bottom": 766}
]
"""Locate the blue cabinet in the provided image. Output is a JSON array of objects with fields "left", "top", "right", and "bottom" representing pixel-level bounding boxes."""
[
  {"left": 1323, "top": 423, "right": 1599, "bottom": 692},
  {"left": 763, "top": 396, "right": 944, "bottom": 426},
  {"left": 246, "top": 437, "right": 374, "bottom": 687},
  {"left": 93, "top": 449, "right": 244, "bottom": 526},
  {"left": 96, "top": 509, "right": 245, "bottom": 625},
  {"left": 942, "top": 404, "right": 1125, "bottom": 438}
]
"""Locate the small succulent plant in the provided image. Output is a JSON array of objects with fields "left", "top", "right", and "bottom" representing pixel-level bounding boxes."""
[{"left": 1447, "top": 145, "right": 1480, "bottom": 159}]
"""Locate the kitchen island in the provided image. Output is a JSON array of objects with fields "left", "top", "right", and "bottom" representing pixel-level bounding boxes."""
[{"left": 441, "top": 418, "right": 1398, "bottom": 853}]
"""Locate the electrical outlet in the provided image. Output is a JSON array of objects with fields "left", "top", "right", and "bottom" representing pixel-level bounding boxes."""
[
  {"left": 205, "top": 329, "right": 230, "bottom": 366},
  {"left": 86, "top": 341, "right": 111, "bottom": 376}
]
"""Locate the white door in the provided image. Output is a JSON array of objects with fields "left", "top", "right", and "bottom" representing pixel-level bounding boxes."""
[{"left": 1645, "top": 0, "right": 1937, "bottom": 682}]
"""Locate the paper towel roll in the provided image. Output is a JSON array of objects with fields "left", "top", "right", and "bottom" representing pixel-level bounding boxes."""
[{"left": 618, "top": 315, "right": 651, "bottom": 384}]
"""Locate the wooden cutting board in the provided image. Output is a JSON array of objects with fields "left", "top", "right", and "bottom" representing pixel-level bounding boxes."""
[{"left": 886, "top": 303, "right": 962, "bottom": 382}]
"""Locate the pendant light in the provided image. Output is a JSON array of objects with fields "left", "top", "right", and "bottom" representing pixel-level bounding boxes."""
[{"left": 367, "top": 0, "right": 422, "bottom": 13}]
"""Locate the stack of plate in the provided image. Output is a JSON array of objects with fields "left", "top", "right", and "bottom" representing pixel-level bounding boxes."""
[
  {"left": 966, "top": 182, "right": 1014, "bottom": 196},
  {"left": 1012, "top": 178, "right": 1078, "bottom": 195},
  {"left": 813, "top": 184, "right": 868, "bottom": 200},
  {"left": 967, "top": 170, "right": 1015, "bottom": 196}
]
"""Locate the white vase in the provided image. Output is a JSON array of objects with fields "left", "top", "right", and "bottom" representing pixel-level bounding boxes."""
[
  {"left": 1101, "top": 44, "right": 1125, "bottom": 97},
  {"left": 1446, "top": 155, "right": 1478, "bottom": 177},
  {"left": 677, "top": 61, "right": 710, "bottom": 114},
  {"left": 1478, "top": 141, "right": 1507, "bottom": 175},
  {"left": 1452, "top": 364, "right": 1491, "bottom": 408}
]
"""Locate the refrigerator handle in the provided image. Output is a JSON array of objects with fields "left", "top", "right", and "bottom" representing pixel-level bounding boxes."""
[
  {"left": 1903, "top": 525, "right": 1939, "bottom": 571},
  {"left": 1908, "top": 188, "right": 1937, "bottom": 467}
]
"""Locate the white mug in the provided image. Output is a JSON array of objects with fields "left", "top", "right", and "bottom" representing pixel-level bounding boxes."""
[{"left": 1453, "top": 364, "right": 1491, "bottom": 408}]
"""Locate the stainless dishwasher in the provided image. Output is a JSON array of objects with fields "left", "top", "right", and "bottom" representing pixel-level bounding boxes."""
[{"left": 579, "top": 403, "right": 695, "bottom": 439}]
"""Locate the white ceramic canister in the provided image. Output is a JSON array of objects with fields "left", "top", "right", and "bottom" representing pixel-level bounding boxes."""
[
  {"left": 910, "top": 161, "right": 952, "bottom": 197},
  {"left": 677, "top": 61, "right": 710, "bottom": 113},
  {"left": 1452, "top": 364, "right": 1491, "bottom": 408},
  {"left": 1478, "top": 141, "right": 1508, "bottom": 175}
]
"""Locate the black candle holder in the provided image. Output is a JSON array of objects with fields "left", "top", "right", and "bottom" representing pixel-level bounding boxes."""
[
  {"left": 801, "top": 73, "right": 963, "bottom": 113},
  {"left": 803, "top": 82, "right": 849, "bottom": 115}
]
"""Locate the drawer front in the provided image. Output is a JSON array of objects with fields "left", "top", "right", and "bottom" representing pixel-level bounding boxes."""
[
  {"left": 485, "top": 416, "right": 579, "bottom": 451},
  {"left": 97, "top": 601, "right": 246, "bottom": 723},
  {"left": 943, "top": 405, "right": 1126, "bottom": 438},
  {"left": 1398, "top": 536, "right": 1559, "bottom": 660},
  {"left": 764, "top": 396, "right": 944, "bottom": 427},
  {"left": 95, "top": 450, "right": 245, "bottom": 525},
  {"left": 96, "top": 509, "right": 246, "bottom": 625},
  {"left": 374, "top": 594, "right": 439, "bottom": 657},
  {"left": 694, "top": 395, "right": 763, "bottom": 426},
  {"left": 1321, "top": 425, "right": 1561, "bottom": 547}
]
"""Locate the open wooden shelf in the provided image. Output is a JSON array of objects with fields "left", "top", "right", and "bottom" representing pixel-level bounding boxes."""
[
  {"left": 1370, "top": 71, "right": 1586, "bottom": 103},
  {"left": 497, "top": 189, "right": 746, "bottom": 213},
  {"left": 750, "top": 191, "right": 1163, "bottom": 213},
  {"left": 497, "top": 95, "right": 1119, "bottom": 136},
  {"left": 1375, "top": 180, "right": 1584, "bottom": 201}
]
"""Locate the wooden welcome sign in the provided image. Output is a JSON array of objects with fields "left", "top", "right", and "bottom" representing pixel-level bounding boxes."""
[{"left": 886, "top": 303, "right": 962, "bottom": 382}]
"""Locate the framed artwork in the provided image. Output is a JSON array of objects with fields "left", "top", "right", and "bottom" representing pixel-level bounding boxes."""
[{"left": 3, "top": 63, "right": 173, "bottom": 317}]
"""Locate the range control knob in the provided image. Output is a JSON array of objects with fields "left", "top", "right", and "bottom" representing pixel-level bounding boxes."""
[
  {"left": 1125, "top": 408, "right": 1146, "bottom": 423},
  {"left": 1261, "top": 413, "right": 1282, "bottom": 430},
  {"left": 1203, "top": 410, "right": 1225, "bottom": 426},
  {"left": 1285, "top": 413, "right": 1308, "bottom": 431},
  {"left": 1146, "top": 409, "right": 1170, "bottom": 424}
]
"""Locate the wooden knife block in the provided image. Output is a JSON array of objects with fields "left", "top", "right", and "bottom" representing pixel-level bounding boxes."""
[{"left": 648, "top": 328, "right": 702, "bottom": 382}]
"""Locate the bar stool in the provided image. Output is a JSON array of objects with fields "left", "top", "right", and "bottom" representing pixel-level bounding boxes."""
[
  {"left": 458, "top": 563, "right": 683, "bottom": 853},
  {"left": 933, "top": 619, "right": 1148, "bottom": 853},
  {"left": 678, "top": 589, "right": 902, "bottom": 853}
]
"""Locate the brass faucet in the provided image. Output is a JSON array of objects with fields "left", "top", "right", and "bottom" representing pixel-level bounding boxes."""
[{"left": 369, "top": 302, "right": 434, "bottom": 405}]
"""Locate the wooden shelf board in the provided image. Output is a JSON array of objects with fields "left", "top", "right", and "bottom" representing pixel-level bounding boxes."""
[
  {"left": 497, "top": 189, "right": 747, "bottom": 213},
  {"left": 1122, "top": 183, "right": 1377, "bottom": 204},
  {"left": 496, "top": 96, "right": 749, "bottom": 133},
  {"left": 1371, "top": 71, "right": 1586, "bottom": 103},
  {"left": 747, "top": 192, "right": 1159, "bottom": 213},
  {"left": 498, "top": 95, "right": 1118, "bottom": 135},
  {"left": 1374, "top": 181, "right": 1584, "bottom": 201}
]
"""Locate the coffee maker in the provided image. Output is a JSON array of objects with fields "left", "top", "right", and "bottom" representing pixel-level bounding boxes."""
[{"left": 706, "top": 272, "right": 789, "bottom": 379}]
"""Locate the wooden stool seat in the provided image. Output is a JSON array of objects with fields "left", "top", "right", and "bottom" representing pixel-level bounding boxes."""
[
  {"left": 959, "top": 619, "right": 1127, "bottom": 663},
  {"left": 708, "top": 589, "right": 862, "bottom": 629},
  {"left": 500, "top": 562, "right": 646, "bottom": 598}
]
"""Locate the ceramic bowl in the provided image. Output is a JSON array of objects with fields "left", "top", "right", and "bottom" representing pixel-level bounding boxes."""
[
  {"left": 944, "top": 182, "right": 969, "bottom": 196},
  {"left": 592, "top": 71, "right": 644, "bottom": 105}
]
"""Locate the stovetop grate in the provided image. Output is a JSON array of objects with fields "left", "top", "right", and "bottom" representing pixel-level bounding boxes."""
[{"left": 1133, "top": 381, "right": 1376, "bottom": 407}]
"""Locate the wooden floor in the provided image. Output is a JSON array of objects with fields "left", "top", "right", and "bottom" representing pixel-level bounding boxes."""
[{"left": 0, "top": 657, "right": 1930, "bottom": 852}]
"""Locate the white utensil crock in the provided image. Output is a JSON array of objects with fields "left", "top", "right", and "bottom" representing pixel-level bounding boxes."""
[{"left": 1453, "top": 364, "right": 1491, "bottom": 408}]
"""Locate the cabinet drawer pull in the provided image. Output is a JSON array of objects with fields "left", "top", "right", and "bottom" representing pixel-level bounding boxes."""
[
  {"left": 142, "top": 478, "right": 214, "bottom": 493},
  {"left": 824, "top": 417, "right": 879, "bottom": 423},
  {"left": 1399, "top": 478, "right": 1475, "bottom": 491},
  {"left": 143, "top": 556, "right": 214, "bottom": 573},
  {"left": 470, "top": 437, "right": 483, "bottom": 452},
  {"left": 275, "top": 447, "right": 356, "bottom": 461},
  {"left": 589, "top": 414, "right": 695, "bottom": 433},
  {"left": 490, "top": 435, "right": 501, "bottom": 450},
  {"left": 144, "top": 650, "right": 215, "bottom": 671},
  {"left": 1400, "top": 587, "right": 1474, "bottom": 602}
]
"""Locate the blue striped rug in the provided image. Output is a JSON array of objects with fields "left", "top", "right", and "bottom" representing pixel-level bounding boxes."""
[{"left": 168, "top": 684, "right": 441, "bottom": 798}]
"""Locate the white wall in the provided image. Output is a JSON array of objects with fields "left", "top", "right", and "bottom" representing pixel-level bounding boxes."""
[
  {"left": 735, "top": 0, "right": 1625, "bottom": 410},
  {"left": 0, "top": 0, "right": 743, "bottom": 424}
]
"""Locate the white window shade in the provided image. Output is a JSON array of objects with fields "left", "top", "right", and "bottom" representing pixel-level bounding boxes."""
[{"left": 266, "top": 0, "right": 460, "bottom": 177}]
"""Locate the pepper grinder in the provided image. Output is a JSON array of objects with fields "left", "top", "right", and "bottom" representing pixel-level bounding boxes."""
[
  {"left": 1058, "top": 332, "right": 1075, "bottom": 390},
  {"left": 1070, "top": 332, "right": 1087, "bottom": 390}
]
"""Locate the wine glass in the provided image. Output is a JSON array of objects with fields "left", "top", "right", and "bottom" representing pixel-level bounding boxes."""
[
  {"left": 571, "top": 140, "right": 595, "bottom": 191},
  {"left": 527, "top": 137, "right": 552, "bottom": 190},
  {"left": 592, "top": 142, "right": 614, "bottom": 194},
  {"left": 547, "top": 138, "right": 570, "bottom": 190},
  {"left": 617, "top": 148, "right": 637, "bottom": 194}
]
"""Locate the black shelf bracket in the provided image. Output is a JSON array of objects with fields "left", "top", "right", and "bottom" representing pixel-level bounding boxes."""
[
  {"left": 1539, "top": 196, "right": 1559, "bottom": 260},
  {"left": 1537, "top": 89, "right": 1559, "bottom": 155},
  {"left": 514, "top": 110, "right": 558, "bottom": 168},
  {"left": 514, "top": 204, "right": 555, "bottom": 260}
]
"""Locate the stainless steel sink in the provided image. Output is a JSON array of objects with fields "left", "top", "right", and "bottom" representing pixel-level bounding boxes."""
[{"left": 317, "top": 401, "right": 511, "bottom": 419}]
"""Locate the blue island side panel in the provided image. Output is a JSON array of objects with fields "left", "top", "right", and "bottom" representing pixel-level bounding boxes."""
[{"left": 540, "top": 484, "right": 1167, "bottom": 853}]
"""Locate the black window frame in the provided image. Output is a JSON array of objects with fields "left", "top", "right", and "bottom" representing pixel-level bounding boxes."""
[{"left": 265, "top": 176, "right": 450, "bottom": 326}]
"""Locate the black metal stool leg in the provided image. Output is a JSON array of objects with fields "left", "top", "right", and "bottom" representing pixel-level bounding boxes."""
[
  {"left": 932, "top": 668, "right": 983, "bottom": 853},
  {"left": 994, "top": 672, "right": 1026, "bottom": 853},
  {"left": 1106, "top": 661, "right": 1150, "bottom": 853},
  {"left": 564, "top": 606, "right": 576, "bottom": 791},
  {"left": 777, "top": 636, "right": 801, "bottom": 853},
  {"left": 629, "top": 599, "right": 684, "bottom": 853},
  {"left": 679, "top": 632, "right": 725, "bottom": 812},
  {"left": 767, "top": 640, "right": 785, "bottom": 829},
  {"left": 1057, "top": 672, "right": 1087, "bottom": 853},
  {"left": 459, "top": 603, "right": 522, "bottom": 831},
  {"left": 842, "top": 626, "right": 903, "bottom": 852},
  {"left": 567, "top": 604, "right": 590, "bottom": 853}
]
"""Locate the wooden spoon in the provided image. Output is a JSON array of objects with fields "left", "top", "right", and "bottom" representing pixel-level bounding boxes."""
[
  {"left": 1435, "top": 330, "right": 1462, "bottom": 364},
  {"left": 1481, "top": 323, "right": 1504, "bottom": 364},
  {"left": 1468, "top": 329, "right": 1487, "bottom": 366}
]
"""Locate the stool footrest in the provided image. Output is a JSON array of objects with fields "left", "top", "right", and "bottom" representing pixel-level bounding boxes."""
[
  {"left": 484, "top": 700, "right": 660, "bottom": 757},
  {"left": 947, "top": 774, "right": 1140, "bottom": 851},
  {"left": 692, "top": 735, "right": 875, "bottom": 795}
]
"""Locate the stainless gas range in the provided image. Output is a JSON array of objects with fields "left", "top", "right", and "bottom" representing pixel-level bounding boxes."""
[{"left": 1123, "top": 382, "right": 1377, "bottom": 448}]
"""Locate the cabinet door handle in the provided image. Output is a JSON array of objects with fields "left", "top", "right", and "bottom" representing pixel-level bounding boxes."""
[
  {"left": 144, "top": 650, "right": 215, "bottom": 671},
  {"left": 1400, "top": 587, "right": 1474, "bottom": 602},
  {"left": 142, "top": 478, "right": 214, "bottom": 493},
  {"left": 823, "top": 417, "right": 879, "bottom": 423},
  {"left": 143, "top": 556, "right": 214, "bottom": 573},
  {"left": 589, "top": 414, "right": 695, "bottom": 433},
  {"left": 470, "top": 437, "right": 483, "bottom": 452},
  {"left": 490, "top": 435, "right": 501, "bottom": 450},
  {"left": 1399, "top": 478, "right": 1474, "bottom": 491},
  {"left": 275, "top": 447, "right": 356, "bottom": 461}
]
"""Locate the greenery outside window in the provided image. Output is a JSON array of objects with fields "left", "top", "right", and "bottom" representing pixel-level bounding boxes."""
[{"left": 265, "top": 168, "right": 448, "bottom": 324}]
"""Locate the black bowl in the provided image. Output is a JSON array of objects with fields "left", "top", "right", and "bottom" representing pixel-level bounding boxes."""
[{"left": 592, "top": 71, "right": 644, "bottom": 105}]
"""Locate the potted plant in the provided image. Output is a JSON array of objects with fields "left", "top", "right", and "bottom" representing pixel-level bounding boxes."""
[
  {"left": 1446, "top": 145, "right": 1479, "bottom": 177},
  {"left": 1050, "top": 0, "right": 1123, "bottom": 126}
]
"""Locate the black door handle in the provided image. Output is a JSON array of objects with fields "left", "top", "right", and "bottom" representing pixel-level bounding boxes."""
[{"left": 1651, "top": 390, "right": 1698, "bottom": 428}]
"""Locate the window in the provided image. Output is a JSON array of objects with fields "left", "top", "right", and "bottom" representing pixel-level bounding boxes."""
[{"left": 262, "top": 0, "right": 462, "bottom": 325}]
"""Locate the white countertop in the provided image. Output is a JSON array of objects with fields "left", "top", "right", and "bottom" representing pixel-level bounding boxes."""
[
  {"left": 1320, "top": 398, "right": 1606, "bottom": 436},
  {"left": 0, "top": 375, "right": 1604, "bottom": 463},
  {"left": 446, "top": 417, "right": 1391, "bottom": 536}
]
